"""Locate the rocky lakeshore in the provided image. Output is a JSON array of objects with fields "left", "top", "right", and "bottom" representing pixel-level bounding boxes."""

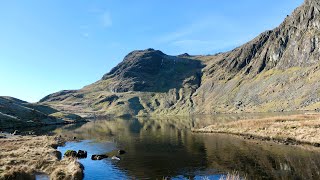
[
  {"left": 193, "top": 113, "right": 320, "bottom": 148},
  {"left": 0, "top": 134, "right": 84, "bottom": 180}
]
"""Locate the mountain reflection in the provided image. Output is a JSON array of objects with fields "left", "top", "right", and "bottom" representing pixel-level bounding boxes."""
[{"left": 55, "top": 115, "right": 320, "bottom": 179}]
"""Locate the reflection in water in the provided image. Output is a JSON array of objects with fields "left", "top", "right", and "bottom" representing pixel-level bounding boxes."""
[{"left": 55, "top": 115, "right": 320, "bottom": 179}]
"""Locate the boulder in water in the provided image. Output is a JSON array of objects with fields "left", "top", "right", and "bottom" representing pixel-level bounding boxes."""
[
  {"left": 91, "top": 154, "right": 108, "bottom": 160},
  {"left": 118, "top": 150, "right": 126, "bottom": 155},
  {"left": 64, "top": 150, "right": 77, "bottom": 157},
  {"left": 76, "top": 150, "right": 87, "bottom": 158},
  {"left": 111, "top": 156, "right": 120, "bottom": 161}
]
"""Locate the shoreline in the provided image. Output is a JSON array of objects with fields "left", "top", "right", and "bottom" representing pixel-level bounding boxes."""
[
  {"left": 0, "top": 134, "right": 84, "bottom": 179},
  {"left": 192, "top": 113, "right": 320, "bottom": 149},
  {"left": 0, "top": 119, "right": 89, "bottom": 132}
]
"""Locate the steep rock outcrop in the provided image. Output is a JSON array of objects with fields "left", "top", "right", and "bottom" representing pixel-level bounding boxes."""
[{"left": 102, "top": 48, "right": 203, "bottom": 93}]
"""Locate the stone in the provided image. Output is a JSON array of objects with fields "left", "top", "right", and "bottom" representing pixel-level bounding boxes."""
[
  {"left": 313, "top": 143, "right": 320, "bottom": 147},
  {"left": 64, "top": 150, "right": 77, "bottom": 157},
  {"left": 76, "top": 150, "right": 87, "bottom": 158},
  {"left": 111, "top": 156, "right": 120, "bottom": 161},
  {"left": 52, "top": 150, "right": 62, "bottom": 160},
  {"left": 91, "top": 154, "right": 108, "bottom": 160},
  {"left": 118, "top": 150, "right": 126, "bottom": 155}
]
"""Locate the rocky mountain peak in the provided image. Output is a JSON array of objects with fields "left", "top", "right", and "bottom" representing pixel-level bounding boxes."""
[
  {"left": 305, "top": 0, "right": 320, "bottom": 6},
  {"left": 123, "top": 48, "right": 165, "bottom": 63},
  {"left": 286, "top": 0, "right": 320, "bottom": 28},
  {"left": 203, "top": 0, "right": 320, "bottom": 79},
  {"left": 102, "top": 48, "right": 166, "bottom": 80},
  {"left": 101, "top": 49, "right": 203, "bottom": 93}
]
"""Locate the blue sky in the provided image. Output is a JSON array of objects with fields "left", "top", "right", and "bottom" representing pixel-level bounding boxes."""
[{"left": 0, "top": 0, "right": 303, "bottom": 102}]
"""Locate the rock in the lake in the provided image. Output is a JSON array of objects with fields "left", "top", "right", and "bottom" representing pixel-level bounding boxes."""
[
  {"left": 64, "top": 150, "right": 77, "bottom": 157},
  {"left": 91, "top": 154, "right": 108, "bottom": 160},
  {"left": 76, "top": 150, "right": 87, "bottom": 158},
  {"left": 118, "top": 150, "right": 126, "bottom": 155},
  {"left": 52, "top": 150, "right": 62, "bottom": 160},
  {"left": 111, "top": 156, "right": 120, "bottom": 161}
]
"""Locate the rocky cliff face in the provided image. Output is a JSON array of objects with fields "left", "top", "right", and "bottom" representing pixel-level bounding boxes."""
[
  {"left": 40, "top": 0, "right": 320, "bottom": 117},
  {"left": 193, "top": 0, "right": 320, "bottom": 113},
  {"left": 101, "top": 48, "right": 203, "bottom": 93}
]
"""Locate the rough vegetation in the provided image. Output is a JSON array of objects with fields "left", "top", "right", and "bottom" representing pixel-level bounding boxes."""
[
  {"left": 193, "top": 113, "right": 320, "bottom": 146},
  {"left": 219, "top": 171, "right": 245, "bottom": 180},
  {"left": 38, "top": 0, "right": 320, "bottom": 117},
  {"left": 0, "top": 134, "right": 83, "bottom": 180},
  {"left": 0, "top": 96, "right": 85, "bottom": 129}
]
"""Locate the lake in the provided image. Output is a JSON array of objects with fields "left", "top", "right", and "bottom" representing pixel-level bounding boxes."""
[{"left": 54, "top": 114, "right": 320, "bottom": 179}]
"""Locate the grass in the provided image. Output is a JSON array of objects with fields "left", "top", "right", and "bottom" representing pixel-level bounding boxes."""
[
  {"left": 50, "top": 112, "right": 82, "bottom": 121},
  {"left": 193, "top": 113, "right": 320, "bottom": 146},
  {"left": 0, "top": 134, "right": 83, "bottom": 179},
  {"left": 219, "top": 171, "right": 245, "bottom": 180}
]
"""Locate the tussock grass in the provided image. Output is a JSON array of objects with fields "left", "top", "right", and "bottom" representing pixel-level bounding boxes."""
[
  {"left": 219, "top": 171, "right": 246, "bottom": 180},
  {"left": 0, "top": 135, "right": 83, "bottom": 179},
  {"left": 194, "top": 113, "right": 320, "bottom": 145}
]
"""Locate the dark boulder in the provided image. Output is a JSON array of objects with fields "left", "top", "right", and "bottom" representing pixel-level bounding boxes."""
[
  {"left": 118, "top": 150, "right": 126, "bottom": 155},
  {"left": 52, "top": 150, "right": 62, "bottom": 160},
  {"left": 313, "top": 143, "right": 320, "bottom": 147},
  {"left": 64, "top": 150, "right": 77, "bottom": 157},
  {"left": 91, "top": 154, "right": 108, "bottom": 160},
  {"left": 76, "top": 150, "right": 87, "bottom": 158}
]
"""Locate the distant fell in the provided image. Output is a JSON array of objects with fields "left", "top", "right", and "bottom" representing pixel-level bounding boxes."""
[
  {"left": 0, "top": 96, "right": 84, "bottom": 129},
  {"left": 40, "top": 0, "right": 320, "bottom": 116}
]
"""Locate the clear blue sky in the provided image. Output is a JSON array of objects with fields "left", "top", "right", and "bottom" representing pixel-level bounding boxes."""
[{"left": 0, "top": 0, "right": 303, "bottom": 102}]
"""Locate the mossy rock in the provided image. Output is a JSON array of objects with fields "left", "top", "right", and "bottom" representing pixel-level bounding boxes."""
[{"left": 64, "top": 150, "right": 77, "bottom": 157}]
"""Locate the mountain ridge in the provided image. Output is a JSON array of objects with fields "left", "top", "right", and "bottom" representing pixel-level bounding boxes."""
[{"left": 39, "top": 0, "right": 320, "bottom": 117}]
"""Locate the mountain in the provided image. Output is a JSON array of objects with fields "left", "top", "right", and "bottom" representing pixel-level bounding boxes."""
[
  {"left": 39, "top": 49, "right": 204, "bottom": 117},
  {"left": 40, "top": 0, "right": 320, "bottom": 117},
  {"left": 0, "top": 96, "right": 84, "bottom": 129}
]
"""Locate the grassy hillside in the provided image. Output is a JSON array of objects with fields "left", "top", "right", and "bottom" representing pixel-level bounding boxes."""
[{"left": 0, "top": 96, "right": 85, "bottom": 129}]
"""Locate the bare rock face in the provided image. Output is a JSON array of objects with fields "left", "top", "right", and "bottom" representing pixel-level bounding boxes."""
[
  {"left": 192, "top": 0, "right": 320, "bottom": 113},
  {"left": 102, "top": 48, "right": 203, "bottom": 93},
  {"left": 40, "top": 0, "right": 320, "bottom": 116},
  {"left": 204, "top": 0, "right": 320, "bottom": 77}
]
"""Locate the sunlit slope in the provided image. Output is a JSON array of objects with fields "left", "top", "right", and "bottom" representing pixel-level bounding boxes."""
[{"left": 41, "top": 0, "right": 320, "bottom": 116}]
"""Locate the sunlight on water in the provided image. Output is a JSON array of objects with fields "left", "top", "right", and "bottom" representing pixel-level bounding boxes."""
[{"left": 54, "top": 115, "right": 320, "bottom": 179}]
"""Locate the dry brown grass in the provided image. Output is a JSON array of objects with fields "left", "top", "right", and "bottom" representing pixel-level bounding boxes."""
[
  {"left": 194, "top": 113, "right": 320, "bottom": 145},
  {"left": 0, "top": 135, "right": 83, "bottom": 179},
  {"left": 219, "top": 171, "right": 245, "bottom": 180}
]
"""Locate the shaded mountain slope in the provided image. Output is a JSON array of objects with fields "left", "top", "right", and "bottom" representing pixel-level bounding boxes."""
[
  {"left": 101, "top": 48, "right": 203, "bottom": 93},
  {"left": 0, "top": 96, "right": 84, "bottom": 129},
  {"left": 41, "top": 0, "right": 320, "bottom": 116},
  {"left": 39, "top": 49, "right": 204, "bottom": 117}
]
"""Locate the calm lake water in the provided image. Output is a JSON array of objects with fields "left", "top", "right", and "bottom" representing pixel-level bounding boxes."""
[{"left": 52, "top": 114, "right": 320, "bottom": 180}]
